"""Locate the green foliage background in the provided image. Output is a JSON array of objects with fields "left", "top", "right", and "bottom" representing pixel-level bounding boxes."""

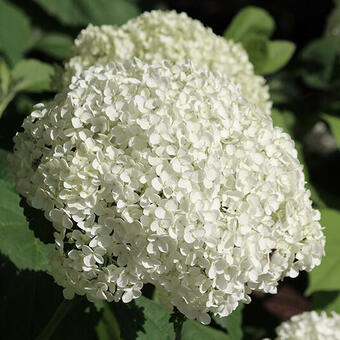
[{"left": 0, "top": 0, "right": 340, "bottom": 339}]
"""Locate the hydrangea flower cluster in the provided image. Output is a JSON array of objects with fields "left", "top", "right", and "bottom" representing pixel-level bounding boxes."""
[
  {"left": 10, "top": 59, "right": 324, "bottom": 323},
  {"left": 273, "top": 311, "right": 340, "bottom": 340},
  {"left": 62, "top": 10, "right": 272, "bottom": 115}
]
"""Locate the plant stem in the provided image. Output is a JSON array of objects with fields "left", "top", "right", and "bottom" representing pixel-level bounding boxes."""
[
  {"left": 0, "top": 82, "right": 26, "bottom": 118},
  {"left": 170, "top": 307, "right": 186, "bottom": 340},
  {"left": 0, "top": 89, "right": 16, "bottom": 118},
  {"left": 35, "top": 298, "right": 74, "bottom": 340}
]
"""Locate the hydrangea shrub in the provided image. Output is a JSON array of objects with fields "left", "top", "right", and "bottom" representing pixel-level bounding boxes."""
[{"left": 9, "top": 59, "right": 325, "bottom": 323}]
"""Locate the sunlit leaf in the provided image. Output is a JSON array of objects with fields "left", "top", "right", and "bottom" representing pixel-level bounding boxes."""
[
  {"left": 255, "top": 40, "right": 295, "bottom": 75},
  {"left": 12, "top": 59, "right": 54, "bottom": 93}
]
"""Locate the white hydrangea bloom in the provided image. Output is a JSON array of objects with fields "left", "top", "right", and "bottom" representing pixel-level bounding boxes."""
[
  {"left": 273, "top": 311, "right": 340, "bottom": 340},
  {"left": 10, "top": 60, "right": 324, "bottom": 323},
  {"left": 62, "top": 10, "right": 272, "bottom": 115}
]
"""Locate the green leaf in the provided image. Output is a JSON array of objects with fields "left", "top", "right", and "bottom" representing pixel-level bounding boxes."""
[
  {"left": 12, "top": 59, "right": 54, "bottom": 93},
  {"left": 268, "top": 73, "right": 299, "bottom": 105},
  {"left": 25, "top": 28, "right": 44, "bottom": 53},
  {"left": 307, "top": 209, "right": 340, "bottom": 313},
  {"left": 224, "top": 6, "right": 275, "bottom": 42},
  {"left": 76, "top": 0, "right": 140, "bottom": 26},
  {"left": 0, "top": 149, "right": 13, "bottom": 185},
  {"left": 242, "top": 33, "right": 269, "bottom": 67},
  {"left": 271, "top": 108, "right": 296, "bottom": 134},
  {"left": 182, "top": 319, "right": 230, "bottom": 340},
  {"left": 255, "top": 40, "right": 295, "bottom": 75},
  {"left": 34, "top": 0, "right": 140, "bottom": 26},
  {"left": 108, "top": 296, "right": 230, "bottom": 340},
  {"left": 35, "top": 33, "right": 73, "bottom": 59},
  {"left": 0, "top": 57, "right": 11, "bottom": 95},
  {"left": 111, "top": 296, "right": 175, "bottom": 340},
  {"left": 0, "top": 149, "right": 54, "bottom": 271},
  {"left": 322, "top": 113, "right": 340, "bottom": 149},
  {"left": 0, "top": 0, "right": 32, "bottom": 64},
  {"left": 300, "top": 37, "right": 340, "bottom": 89},
  {"left": 309, "top": 290, "right": 340, "bottom": 311},
  {"left": 15, "top": 94, "right": 35, "bottom": 115},
  {"left": 213, "top": 303, "right": 243, "bottom": 340}
]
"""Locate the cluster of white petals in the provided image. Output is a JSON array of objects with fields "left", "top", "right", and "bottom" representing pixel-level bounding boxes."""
[
  {"left": 62, "top": 10, "right": 272, "bottom": 115},
  {"left": 272, "top": 311, "right": 340, "bottom": 340},
  {"left": 10, "top": 59, "right": 324, "bottom": 323}
]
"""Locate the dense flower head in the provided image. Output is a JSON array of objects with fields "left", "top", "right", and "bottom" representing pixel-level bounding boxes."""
[
  {"left": 62, "top": 10, "right": 272, "bottom": 115},
  {"left": 10, "top": 59, "right": 324, "bottom": 323},
  {"left": 273, "top": 311, "right": 340, "bottom": 340}
]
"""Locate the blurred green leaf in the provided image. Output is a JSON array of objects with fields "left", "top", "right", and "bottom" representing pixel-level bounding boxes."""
[
  {"left": 300, "top": 36, "right": 340, "bottom": 89},
  {"left": 255, "top": 40, "right": 295, "bottom": 75},
  {"left": 0, "top": 59, "right": 53, "bottom": 118},
  {"left": 0, "top": 0, "right": 32, "bottom": 64},
  {"left": 307, "top": 209, "right": 340, "bottom": 313},
  {"left": 224, "top": 6, "right": 275, "bottom": 42},
  {"left": 0, "top": 149, "right": 54, "bottom": 271},
  {"left": 25, "top": 28, "right": 44, "bottom": 52},
  {"left": 213, "top": 303, "right": 243, "bottom": 340},
  {"left": 325, "top": 0, "right": 340, "bottom": 37},
  {"left": 243, "top": 326, "right": 267, "bottom": 339},
  {"left": 12, "top": 59, "right": 54, "bottom": 93},
  {"left": 268, "top": 73, "right": 300, "bottom": 105},
  {"left": 271, "top": 108, "right": 296, "bottom": 134},
  {"left": 242, "top": 33, "right": 269, "bottom": 67},
  {"left": 34, "top": 0, "right": 140, "bottom": 26},
  {"left": 77, "top": 0, "right": 140, "bottom": 26},
  {"left": 35, "top": 33, "right": 74, "bottom": 59},
  {"left": 310, "top": 290, "right": 340, "bottom": 311},
  {"left": 15, "top": 94, "right": 35, "bottom": 115},
  {"left": 312, "top": 186, "right": 340, "bottom": 212},
  {"left": 322, "top": 113, "right": 340, "bottom": 148},
  {"left": 241, "top": 32, "right": 295, "bottom": 75},
  {"left": 0, "top": 58, "right": 11, "bottom": 95},
  {"left": 34, "top": 0, "right": 87, "bottom": 24}
]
